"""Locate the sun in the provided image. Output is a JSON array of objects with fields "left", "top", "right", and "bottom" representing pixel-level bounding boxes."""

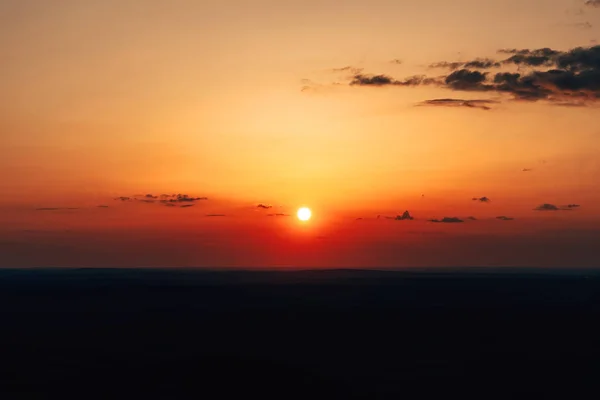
[{"left": 297, "top": 207, "right": 312, "bottom": 221}]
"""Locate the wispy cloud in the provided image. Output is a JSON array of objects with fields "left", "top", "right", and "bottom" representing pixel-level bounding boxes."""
[
  {"left": 534, "top": 203, "right": 568, "bottom": 211},
  {"left": 418, "top": 98, "right": 497, "bottom": 110},
  {"left": 429, "top": 58, "right": 501, "bottom": 70},
  {"left": 429, "top": 217, "right": 464, "bottom": 223}
]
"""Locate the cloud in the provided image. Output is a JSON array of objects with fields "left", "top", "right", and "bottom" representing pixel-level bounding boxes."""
[
  {"left": 429, "top": 58, "right": 501, "bottom": 70},
  {"left": 206, "top": 214, "right": 226, "bottom": 217},
  {"left": 445, "top": 69, "right": 490, "bottom": 91},
  {"left": 350, "top": 74, "right": 439, "bottom": 87},
  {"left": 97, "top": 205, "right": 109, "bottom": 208},
  {"left": 501, "top": 48, "right": 560, "bottom": 67},
  {"left": 390, "top": 59, "right": 403, "bottom": 65},
  {"left": 472, "top": 196, "right": 491, "bottom": 203},
  {"left": 180, "top": 204, "right": 194, "bottom": 208},
  {"left": 267, "top": 213, "right": 291, "bottom": 217},
  {"left": 257, "top": 204, "right": 272, "bottom": 209},
  {"left": 300, "top": 78, "right": 344, "bottom": 93},
  {"left": 496, "top": 216, "right": 515, "bottom": 221},
  {"left": 35, "top": 207, "right": 79, "bottom": 211},
  {"left": 114, "top": 197, "right": 131, "bottom": 201},
  {"left": 345, "top": 44, "right": 600, "bottom": 106},
  {"left": 570, "top": 22, "right": 593, "bottom": 29},
  {"left": 585, "top": 0, "right": 600, "bottom": 8},
  {"left": 533, "top": 203, "right": 562, "bottom": 211},
  {"left": 331, "top": 66, "right": 364, "bottom": 74},
  {"left": 522, "top": 168, "right": 533, "bottom": 172},
  {"left": 566, "top": 204, "right": 581, "bottom": 208},
  {"left": 429, "top": 217, "right": 464, "bottom": 223},
  {"left": 418, "top": 98, "right": 497, "bottom": 110},
  {"left": 394, "top": 211, "right": 414, "bottom": 220},
  {"left": 466, "top": 216, "right": 478, "bottom": 220}
]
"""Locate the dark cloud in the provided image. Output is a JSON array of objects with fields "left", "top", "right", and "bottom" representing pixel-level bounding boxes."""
[
  {"left": 534, "top": 203, "right": 562, "bottom": 211},
  {"left": 496, "top": 216, "right": 515, "bottom": 221},
  {"left": 346, "top": 45, "right": 600, "bottom": 106},
  {"left": 501, "top": 48, "right": 560, "bottom": 67},
  {"left": 585, "top": 0, "right": 600, "bottom": 8},
  {"left": 429, "top": 58, "right": 500, "bottom": 70},
  {"left": 445, "top": 69, "right": 490, "bottom": 90},
  {"left": 394, "top": 211, "right": 414, "bottom": 220},
  {"left": 168, "top": 194, "right": 208, "bottom": 203},
  {"left": 390, "top": 59, "right": 403, "bottom": 65},
  {"left": 418, "top": 98, "right": 497, "bottom": 110},
  {"left": 472, "top": 197, "right": 491, "bottom": 203},
  {"left": 429, "top": 217, "right": 464, "bottom": 223},
  {"left": 257, "top": 204, "right": 272, "bottom": 209},
  {"left": 350, "top": 74, "right": 439, "bottom": 87},
  {"left": 466, "top": 216, "right": 478, "bottom": 221},
  {"left": 566, "top": 204, "right": 581, "bottom": 208},
  {"left": 97, "top": 205, "right": 109, "bottom": 208},
  {"left": 522, "top": 168, "right": 533, "bottom": 172},
  {"left": 267, "top": 213, "right": 291, "bottom": 217},
  {"left": 206, "top": 214, "right": 226, "bottom": 217},
  {"left": 180, "top": 204, "right": 194, "bottom": 208},
  {"left": 114, "top": 193, "right": 208, "bottom": 208}
]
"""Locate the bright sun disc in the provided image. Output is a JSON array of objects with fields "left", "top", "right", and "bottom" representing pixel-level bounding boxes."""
[{"left": 297, "top": 207, "right": 311, "bottom": 221}]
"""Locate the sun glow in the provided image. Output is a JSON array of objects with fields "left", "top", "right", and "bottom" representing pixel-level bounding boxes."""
[{"left": 297, "top": 207, "right": 312, "bottom": 221}]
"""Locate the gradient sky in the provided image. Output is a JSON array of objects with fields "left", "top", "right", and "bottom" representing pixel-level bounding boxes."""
[{"left": 2, "top": 0, "right": 600, "bottom": 268}]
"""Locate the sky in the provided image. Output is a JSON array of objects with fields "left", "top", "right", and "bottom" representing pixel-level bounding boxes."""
[{"left": 1, "top": 0, "right": 600, "bottom": 268}]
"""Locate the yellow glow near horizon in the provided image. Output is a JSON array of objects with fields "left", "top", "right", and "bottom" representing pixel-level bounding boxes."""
[{"left": 297, "top": 207, "right": 312, "bottom": 221}]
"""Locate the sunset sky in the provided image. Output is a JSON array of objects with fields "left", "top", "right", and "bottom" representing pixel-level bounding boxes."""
[{"left": 2, "top": 0, "right": 600, "bottom": 268}]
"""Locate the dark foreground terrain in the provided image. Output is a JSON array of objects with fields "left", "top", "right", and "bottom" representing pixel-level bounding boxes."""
[{"left": 1, "top": 268, "right": 600, "bottom": 399}]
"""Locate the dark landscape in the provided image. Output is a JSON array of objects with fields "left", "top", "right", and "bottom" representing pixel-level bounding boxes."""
[{"left": 2, "top": 268, "right": 600, "bottom": 399}]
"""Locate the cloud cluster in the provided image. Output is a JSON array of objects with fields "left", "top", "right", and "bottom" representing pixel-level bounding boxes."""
[
  {"left": 113, "top": 193, "right": 209, "bottom": 207},
  {"left": 472, "top": 196, "right": 491, "bottom": 203},
  {"left": 586, "top": 0, "right": 600, "bottom": 8},
  {"left": 346, "top": 45, "right": 600, "bottom": 106},
  {"left": 534, "top": 203, "right": 581, "bottom": 211}
]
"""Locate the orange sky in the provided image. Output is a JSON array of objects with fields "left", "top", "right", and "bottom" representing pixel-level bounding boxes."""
[{"left": 1, "top": 0, "right": 600, "bottom": 268}]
